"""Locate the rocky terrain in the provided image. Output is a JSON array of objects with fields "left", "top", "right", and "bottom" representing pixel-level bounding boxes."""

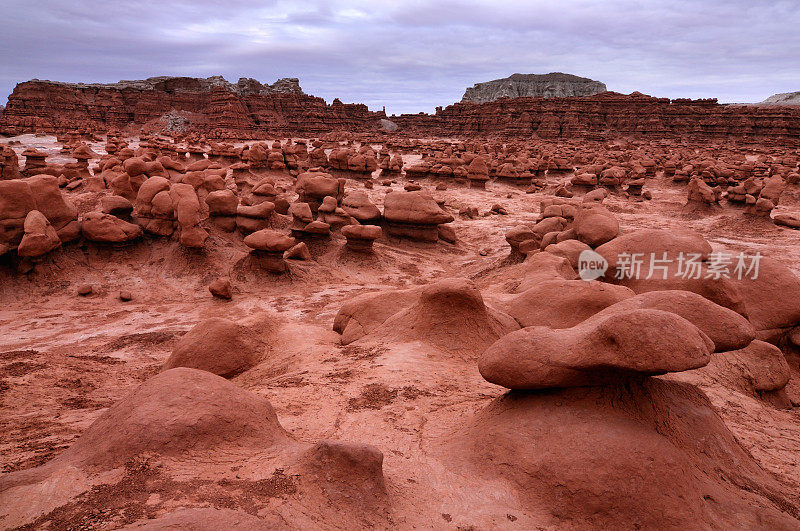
[
  {"left": 462, "top": 72, "right": 607, "bottom": 103},
  {"left": 0, "top": 80, "right": 800, "bottom": 529}
]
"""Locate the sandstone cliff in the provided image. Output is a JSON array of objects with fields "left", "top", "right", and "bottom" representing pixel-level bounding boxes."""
[
  {"left": 0, "top": 76, "right": 383, "bottom": 138},
  {"left": 394, "top": 91, "right": 800, "bottom": 143},
  {"left": 462, "top": 73, "right": 607, "bottom": 103}
]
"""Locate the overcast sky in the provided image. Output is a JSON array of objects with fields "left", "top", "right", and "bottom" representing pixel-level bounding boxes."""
[{"left": 1, "top": 0, "right": 798, "bottom": 115}]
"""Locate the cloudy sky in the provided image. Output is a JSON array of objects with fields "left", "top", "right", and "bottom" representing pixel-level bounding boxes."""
[{"left": 2, "top": 0, "right": 798, "bottom": 115}]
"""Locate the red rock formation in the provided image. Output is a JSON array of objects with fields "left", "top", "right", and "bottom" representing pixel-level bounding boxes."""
[
  {"left": 0, "top": 77, "right": 384, "bottom": 139},
  {"left": 392, "top": 92, "right": 800, "bottom": 143},
  {"left": 4, "top": 80, "right": 800, "bottom": 143}
]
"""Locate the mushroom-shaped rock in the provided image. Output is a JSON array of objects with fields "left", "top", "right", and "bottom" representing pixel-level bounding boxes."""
[
  {"left": 244, "top": 229, "right": 295, "bottom": 252},
  {"left": 0, "top": 180, "right": 36, "bottom": 252},
  {"left": 479, "top": 308, "right": 713, "bottom": 389},
  {"left": 163, "top": 318, "right": 267, "bottom": 378},
  {"left": 317, "top": 195, "right": 354, "bottom": 229},
  {"left": 383, "top": 191, "right": 454, "bottom": 242},
  {"left": 72, "top": 144, "right": 98, "bottom": 160},
  {"left": 236, "top": 201, "right": 274, "bottom": 234},
  {"left": 342, "top": 224, "right": 382, "bottom": 252},
  {"left": 81, "top": 212, "right": 143, "bottom": 243},
  {"left": 205, "top": 189, "right": 239, "bottom": 231},
  {"left": 251, "top": 178, "right": 278, "bottom": 204},
  {"left": 467, "top": 156, "right": 490, "bottom": 189},
  {"left": 445, "top": 376, "right": 798, "bottom": 529},
  {"left": 133, "top": 176, "right": 174, "bottom": 236},
  {"left": 243, "top": 229, "right": 295, "bottom": 273},
  {"left": 505, "top": 226, "right": 539, "bottom": 256},
  {"left": 0, "top": 144, "right": 21, "bottom": 180},
  {"left": 590, "top": 290, "right": 755, "bottom": 352},
  {"left": 206, "top": 189, "right": 239, "bottom": 216},
  {"left": 295, "top": 172, "right": 344, "bottom": 211},
  {"left": 684, "top": 176, "right": 719, "bottom": 213},
  {"left": 21, "top": 148, "right": 48, "bottom": 176},
  {"left": 17, "top": 210, "right": 61, "bottom": 257}
]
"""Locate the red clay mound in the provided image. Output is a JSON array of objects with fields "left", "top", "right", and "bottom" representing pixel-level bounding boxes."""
[
  {"left": 367, "top": 278, "right": 519, "bottom": 356},
  {"left": 163, "top": 317, "right": 270, "bottom": 378},
  {"left": 441, "top": 379, "right": 799, "bottom": 528},
  {"left": 0, "top": 368, "right": 390, "bottom": 528},
  {"left": 1, "top": 368, "right": 290, "bottom": 482},
  {"left": 333, "top": 287, "right": 424, "bottom": 345}
]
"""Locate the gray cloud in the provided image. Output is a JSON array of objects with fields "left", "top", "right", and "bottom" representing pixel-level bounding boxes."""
[{"left": 1, "top": 0, "right": 798, "bottom": 115}]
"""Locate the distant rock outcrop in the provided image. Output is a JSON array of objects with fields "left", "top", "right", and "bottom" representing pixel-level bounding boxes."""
[
  {"left": 462, "top": 72, "right": 607, "bottom": 103},
  {"left": 22, "top": 75, "right": 305, "bottom": 96},
  {"left": 760, "top": 91, "right": 800, "bottom": 105}
]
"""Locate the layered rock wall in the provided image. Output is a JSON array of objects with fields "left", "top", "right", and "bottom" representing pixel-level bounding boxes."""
[
  {"left": 394, "top": 92, "right": 800, "bottom": 143},
  {"left": 0, "top": 77, "right": 382, "bottom": 138}
]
